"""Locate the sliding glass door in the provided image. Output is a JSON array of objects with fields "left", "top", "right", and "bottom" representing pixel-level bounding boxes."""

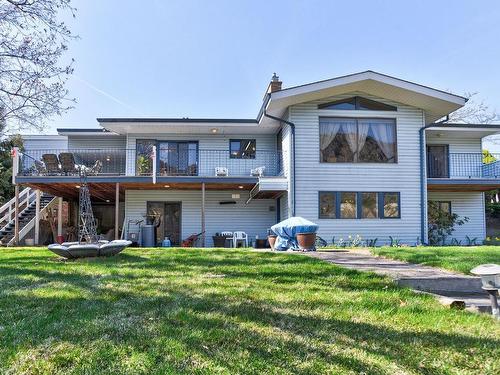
[
  {"left": 147, "top": 201, "right": 182, "bottom": 246},
  {"left": 158, "top": 141, "right": 198, "bottom": 176}
]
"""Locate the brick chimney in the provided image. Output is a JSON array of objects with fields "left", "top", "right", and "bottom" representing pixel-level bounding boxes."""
[{"left": 267, "top": 73, "right": 282, "bottom": 93}]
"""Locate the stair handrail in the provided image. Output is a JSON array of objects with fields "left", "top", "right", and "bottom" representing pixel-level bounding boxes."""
[
  {"left": 7, "top": 195, "right": 58, "bottom": 246},
  {"left": 0, "top": 187, "right": 35, "bottom": 227}
]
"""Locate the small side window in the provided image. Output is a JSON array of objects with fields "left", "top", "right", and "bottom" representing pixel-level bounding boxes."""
[
  {"left": 381, "top": 192, "right": 400, "bottom": 218},
  {"left": 319, "top": 192, "right": 336, "bottom": 219},
  {"left": 361, "top": 192, "right": 378, "bottom": 219},
  {"left": 230, "top": 139, "right": 256, "bottom": 159}
]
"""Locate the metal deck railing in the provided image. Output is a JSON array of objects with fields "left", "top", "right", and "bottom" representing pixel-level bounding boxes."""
[
  {"left": 427, "top": 152, "right": 500, "bottom": 179},
  {"left": 19, "top": 148, "right": 285, "bottom": 178}
]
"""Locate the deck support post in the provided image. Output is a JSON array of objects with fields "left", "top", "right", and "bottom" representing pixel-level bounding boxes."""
[
  {"left": 201, "top": 182, "right": 206, "bottom": 247},
  {"left": 35, "top": 190, "right": 41, "bottom": 245},
  {"left": 57, "top": 197, "right": 63, "bottom": 238},
  {"left": 14, "top": 185, "right": 19, "bottom": 246},
  {"left": 115, "top": 183, "right": 120, "bottom": 240}
]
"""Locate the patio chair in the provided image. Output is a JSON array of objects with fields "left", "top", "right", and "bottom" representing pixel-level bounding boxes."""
[
  {"left": 59, "top": 152, "right": 78, "bottom": 175},
  {"left": 250, "top": 166, "right": 265, "bottom": 177},
  {"left": 41, "top": 154, "right": 61, "bottom": 175},
  {"left": 233, "top": 231, "right": 248, "bottom": 247},
  {"left": 215, "top": 167, "right": 228, "bottom": 176},
  {"left": 221, "top": 231, "right": 233, "bottom": 247}
]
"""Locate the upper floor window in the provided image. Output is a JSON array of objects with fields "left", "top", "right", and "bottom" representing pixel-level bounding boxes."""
[
  {"left": 318, "top": 96, "right": 397, "bottom": 111},
  {"left": 230, "top": 139, "right": 256, "bottom": 159},
  {"left": 320, "top": 117, "right": 397, "bottom": 163},
  {"left": 136, "top": 139, "right": 155, "bottom": 175}
]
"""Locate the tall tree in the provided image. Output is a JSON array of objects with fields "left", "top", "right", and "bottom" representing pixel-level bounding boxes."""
[
  {"left": 0, "top": 134, "right": 22, "bottom": 203},
  {"left": 0, "top": 0, "right": 76, "bottom": 133}
]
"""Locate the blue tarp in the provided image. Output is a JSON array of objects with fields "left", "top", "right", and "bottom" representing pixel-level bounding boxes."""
[{"left": 271, "top": 217, "right": 319, "bottom": 251}]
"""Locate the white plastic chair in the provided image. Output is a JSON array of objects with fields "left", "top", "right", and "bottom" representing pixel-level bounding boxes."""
[
  {"left": 250, "top": 166, "right": 265, "bottom": 177},
  {"left": 215, "top": 167, "right": 228, "bottom": 176},
  {"left": 233, "top": 231, "right": 248, "bottom": 247},
  {"left": 221, "top": 231, "right": 233, "bottom": 247}
]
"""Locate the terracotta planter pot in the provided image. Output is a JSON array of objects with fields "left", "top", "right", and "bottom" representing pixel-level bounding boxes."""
[
  {"left": 296, "top": 233, "right": 316, "bottom": 251},
  {"left": 267, "top": 235, "right": 277, "bottom": 250}
]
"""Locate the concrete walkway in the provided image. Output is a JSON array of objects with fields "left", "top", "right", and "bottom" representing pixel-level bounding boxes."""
[{"left": 305, "top": 249, "right": 491, "bottom": 313}]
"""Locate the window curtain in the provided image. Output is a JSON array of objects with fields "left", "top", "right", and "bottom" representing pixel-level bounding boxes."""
[
  {"left": 356, "top": 122, "right": 370, "bottom": 161},
  {"left": 360, "top": 119, "right": 395, "bottom": 161},
  {"left": 343, "top": 123, "right": 358, "bottom": 156},
  {"left": 319, "top": 121, "right": 341, "bottom": 151}
]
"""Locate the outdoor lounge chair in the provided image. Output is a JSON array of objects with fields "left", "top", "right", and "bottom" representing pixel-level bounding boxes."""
[
  {"left": 59, "top": 152, "right": 78, "bottom": 175},
  {"left": 41, "top": 153, "right": 61, "bottom": 175}
]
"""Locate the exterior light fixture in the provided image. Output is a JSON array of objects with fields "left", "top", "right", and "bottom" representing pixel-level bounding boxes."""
[
  {"left": 470, "top": 263, "right": 500, "bottom": 319},
  {"left": 210, "top": 128, "right": 218, "bottom": 134},
  {"left": 105, "top": 199, "right": 110, "bottom": 203},
  {"left": 238, "top": 185, "right": 244, "bottom": 189},
  {"left": 75, "top": 185, "right": 81, "bottom": 189},
  {"left": 106, "top": 156, "right": 111, "bottom": 162},
  {"left": 164, "top": 185, "right": 170, "bottom": 188}
]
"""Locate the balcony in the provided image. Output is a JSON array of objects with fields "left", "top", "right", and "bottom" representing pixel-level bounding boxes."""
[
  {"left": 427, "top": 152, "right": 500, "bottom": 191},
  {"left": 18, "top": 148, "right": 284, "bottom": 179}
]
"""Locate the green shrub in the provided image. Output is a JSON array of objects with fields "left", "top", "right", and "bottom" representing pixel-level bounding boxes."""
[{"left": 428, "top": 201, "right": 468, "bottom": 245}]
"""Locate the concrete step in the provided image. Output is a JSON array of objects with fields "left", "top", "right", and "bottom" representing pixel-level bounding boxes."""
[{"left": 397, "top": 276, "right": 483, "bottom": 294}]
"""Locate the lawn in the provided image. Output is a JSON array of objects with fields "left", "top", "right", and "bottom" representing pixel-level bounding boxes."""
[
  {"left": 0, "top": 248, "right": 499, "bottom": 374},
  {"left": 370, "top": 245, "right": 500, "bottom": 274}
]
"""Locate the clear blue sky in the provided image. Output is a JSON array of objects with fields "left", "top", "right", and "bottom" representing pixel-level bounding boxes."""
[{"left": 47, "top": 1, "right": 500, "bottom": 139}]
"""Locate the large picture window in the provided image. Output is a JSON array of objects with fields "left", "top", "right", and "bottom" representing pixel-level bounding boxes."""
[
  {"left": 320, "top": 117, "right": 397, "bottom": 163},
  {"left": 319, "top": 191, "right": 400, "bottom": 219}
]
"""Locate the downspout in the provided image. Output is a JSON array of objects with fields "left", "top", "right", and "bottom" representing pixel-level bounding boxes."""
[
  {"left": 263, "top": 111, "right": 296, "bottom": 217},
  {"left": 419, "top": 121, "right": 442, "bottom": 244}
]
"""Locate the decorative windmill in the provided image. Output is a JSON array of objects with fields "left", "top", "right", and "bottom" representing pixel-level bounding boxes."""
[{"left": 78, "top": 168, "right": 99, "bottom": 243}]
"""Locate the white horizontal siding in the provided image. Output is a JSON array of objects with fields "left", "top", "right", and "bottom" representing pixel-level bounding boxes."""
[
  {"left": 428, "top": 192, "right": 486, "bottom": 244},
  {"left": 426, "top": 134, "right": 482, "bottom": 153},
  {"left": 258, "top": 177, "right": 288, "bottom": 191},
  {"left": 289, "top": 92, "right": 425, "bottom": 245},
  {"left": 23, "top": 136, "right": 68, "bottom": 151},
  {"left": 279, "top": 192, "right": 289, "bottom": 220},
  {"left": 125, "top": 133, "right": 278, "bottom": 176},
  {"left": 124, "top": 189, "right": 277, "bottom": 246},
  {"left": 68, "top": 135, "right": 126, "bottom": 150}
]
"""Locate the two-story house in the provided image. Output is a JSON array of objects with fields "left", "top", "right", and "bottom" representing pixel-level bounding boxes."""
[{"left": 7, "top": 71, "right": 500, "bottom": 246}]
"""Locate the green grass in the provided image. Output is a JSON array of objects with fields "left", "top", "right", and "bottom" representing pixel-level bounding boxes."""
[
  {"left": 0, "top": 247, "right": 499, "bottom": 374},
  {"left": 370, "top": 246, "right": 500, "bottom": 274}
]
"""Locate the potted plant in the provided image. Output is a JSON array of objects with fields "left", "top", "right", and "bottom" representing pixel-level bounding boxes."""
[
  {"left": 296, "top": 232, "right": 316, "bottom": 251},
  {"left": 267, "top": 229, "right": 277, "bottom": 250}
]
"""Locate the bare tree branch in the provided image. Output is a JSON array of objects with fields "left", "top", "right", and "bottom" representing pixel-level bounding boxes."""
[
  {"left": 0, "top": 0, "right": 76, "bottom": 134},
  {"left": 447, "top": 92, "right": 500, "bottom": 124}
]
